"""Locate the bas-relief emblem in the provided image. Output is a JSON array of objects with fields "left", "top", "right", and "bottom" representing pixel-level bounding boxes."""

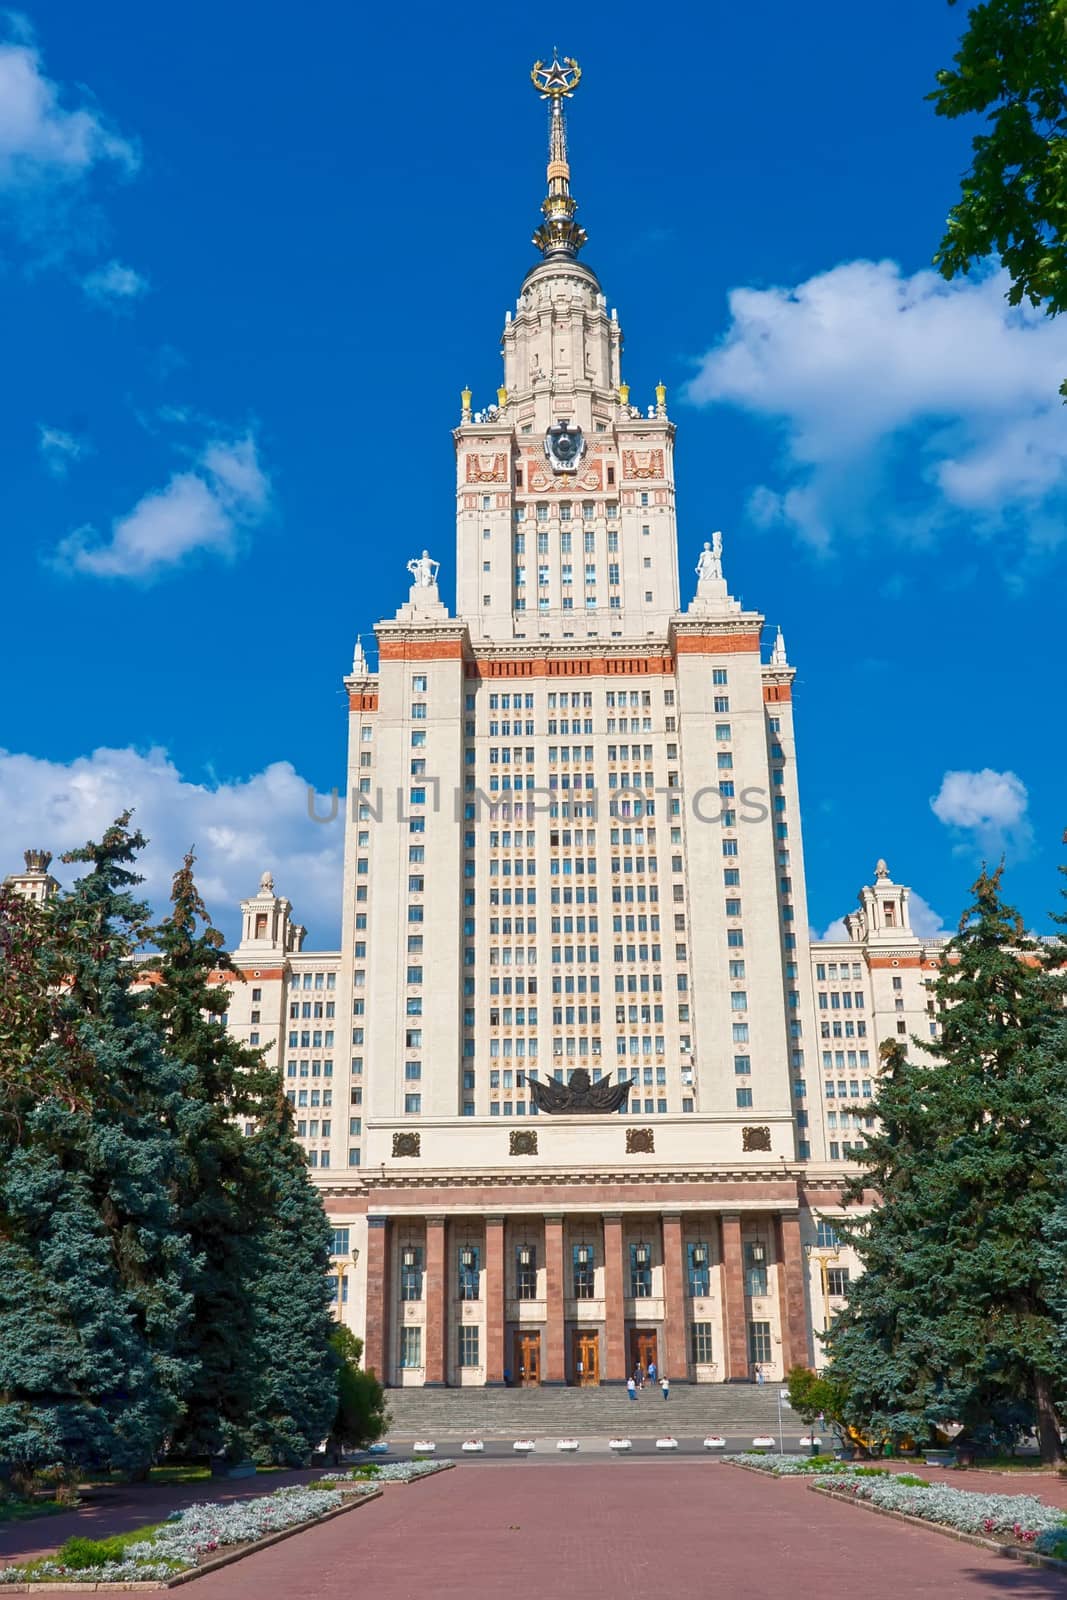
[
  {"left": 509, "top": 1129, "right": 538, "bottom": 1155},
  {"left": 741, "top": 1125, "right": 772, "bottom": 1153},
  {"left": 626, "top": 1127, "right": 655, "bottom": 1154},
  {"left": 465, "top": 452, "right": 508, "bottom": 484},
  {"left": 529, "top": 1068, "right": 630, "bottom": 1115},
  {"left": 622, "top": 448, "right": 664, "bottom": 480},
  {"left": 392, "top": 1132, "right": 421, "bottom": 1158}
]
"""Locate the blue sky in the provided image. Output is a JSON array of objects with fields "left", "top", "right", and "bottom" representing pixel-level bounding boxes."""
[{"left": 1, "top": 0, "right": 1063, "bottom": 947}]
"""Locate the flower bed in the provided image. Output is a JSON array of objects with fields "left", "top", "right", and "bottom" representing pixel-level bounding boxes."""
[
  {"left": 0, "top": 1483, "right": 371, "bottom": 1586},
  {"left": 339, "top": 1461, "right": 452, "bottom": 1484},
  {"left": 723, "top": 1453, "right": 863, "bottom": 1477},
  {"left": 814, "top": 1474, "right": 1067, "bottom": 1554}
]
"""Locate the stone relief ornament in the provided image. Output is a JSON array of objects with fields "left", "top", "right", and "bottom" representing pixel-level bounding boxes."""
[
  {"left": 626, "top": 1127, "right": 655, "bottom": 1154},
  {"left": 465, "top": 452, "right": 508, "bottom": 483},
  {"left": 622, "top": 448, "right": 664, "bottom": 480},
  {"left": 544, "top": 418, "right": 586, "bottom": 474},
  {"left": 392, "top": 1131, "right": 421, "bottom": 1158},
  {"left": 509, "top": 1129, "right": 538, "bottom": 1155},
  {"left": 528, "top": 1067, "right": 630, "bottom": 1114},
  {"left": 741, "top": 1125, "right": 772, "bottom": 1153}
]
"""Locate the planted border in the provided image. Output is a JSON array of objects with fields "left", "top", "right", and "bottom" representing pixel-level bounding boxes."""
[{"left": 0, "top": 1484, "right": 379, "bottom": 1590}]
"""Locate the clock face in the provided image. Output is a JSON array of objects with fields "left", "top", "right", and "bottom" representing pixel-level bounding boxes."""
[{"left": 544, "top": 420, "right": 585, "bottom": 473}]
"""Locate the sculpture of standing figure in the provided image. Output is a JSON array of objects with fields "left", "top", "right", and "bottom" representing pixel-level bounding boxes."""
[
  {"left": 696, "top": 532, "right": 723, "bottom": 583},
  {"left": 406, "top": 549, "right": 439, "bottom": 588}
]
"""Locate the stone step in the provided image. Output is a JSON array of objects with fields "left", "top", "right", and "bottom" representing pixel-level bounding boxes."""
[{"left": 383, "top": 1385, "right": 796, "bottom": 1437}]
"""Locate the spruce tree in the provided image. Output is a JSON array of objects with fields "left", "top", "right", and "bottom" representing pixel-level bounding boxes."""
[
  {"left": 827, "top": 868, "right": 1066, "bottom": 1461},
  {"left": 0, "top": 817, "right": 198, "bottom": 1479},
  {"left": 1039, "top": 834, "right": 1067, "bottom": 1404},
  {"left": 144, "top": 854, "right": 277, "bottom": 1462},
  {"left": 240, "top": 1091, "right": 337, "bottom": 1465}
]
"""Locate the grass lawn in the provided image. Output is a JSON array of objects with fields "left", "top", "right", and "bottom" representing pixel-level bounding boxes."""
[{"left": 0, "top": 1499, "right": 69, "bottom": 1525}]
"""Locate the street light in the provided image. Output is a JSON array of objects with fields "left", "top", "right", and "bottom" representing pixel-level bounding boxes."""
[{"left": 804, "top": 1242, "right": 840, "bottom": 1340}]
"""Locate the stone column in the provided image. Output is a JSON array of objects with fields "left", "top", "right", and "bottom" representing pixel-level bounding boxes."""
[
  {"left": 485, "top": 1216, "right": 506, "bottom": 1386},
  {"left": 424, "top": 1216, "right": 448, "bottom": 1387},
  {"left": 602, "top": 1213, "right": 627, "bottom": 1383},
  {"left": 775, "top": 1211, "right": 811, "bottom": 1371},
  {"left": 543, "top": 1215, "right": 566, "bottom": 1385},
  {"left": 364, "top": 1215, "right": 391, "bottom": 1384},
  {"left": 661, "top": 1213, "right": 689, "bottom": 1383},
  {"left": 719, "top": 1212, "right": 750, "bottom": 1381}
]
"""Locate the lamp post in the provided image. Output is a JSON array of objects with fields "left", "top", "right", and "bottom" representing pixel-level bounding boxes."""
[
  {"left": 804, "top": 1243, "right": 840, "bottom": 1340},
  {"left": 334, "top": 1246, "right": 360, "bottom": 1321}
]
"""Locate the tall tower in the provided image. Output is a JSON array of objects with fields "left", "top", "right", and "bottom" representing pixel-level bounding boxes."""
[
  {"left": 334, "top": 55, "right": 823, "bottom": 1390},
  {"left": 455, "top": 55, "right": 678, "bottom": 641}
]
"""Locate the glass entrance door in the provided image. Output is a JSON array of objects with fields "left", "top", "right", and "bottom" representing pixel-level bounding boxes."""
[
  {"left": 514, "top": 1331, "right": 541, "bottom": 1386},
  {"left": 572, "top": 1330, "right": 599, "bottom": 1386}
]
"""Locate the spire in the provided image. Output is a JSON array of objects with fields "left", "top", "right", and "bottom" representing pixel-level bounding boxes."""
[
  {"left": 530, "top": 52, "right": 587, "bottom": 259},
  {"left": 771, "top": 627, "right": 788, "bottom": 667}
]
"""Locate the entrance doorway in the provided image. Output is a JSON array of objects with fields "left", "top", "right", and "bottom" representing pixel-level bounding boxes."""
[
  {"left": 572, "top": 1330, "right": 600, "bottom": 1386},
  {"left": 630, "top": 1328, "right": 658, "bottom": 1380},
  {"left": 513, "top": 1331, "right": 541, "bottom": 1387}
]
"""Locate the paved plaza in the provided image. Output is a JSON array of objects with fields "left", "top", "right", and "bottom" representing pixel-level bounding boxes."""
[{"left": 181, "top": 1463, "right": 1067, "bottom": 1600}]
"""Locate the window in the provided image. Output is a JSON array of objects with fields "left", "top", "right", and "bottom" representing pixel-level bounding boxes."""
[
  {"left": 629, "top": 1241, "right": 653, "bottom": 1298},
  {"left": 572, "top": 1242, "right": 596, "bottom": 1299},
  {"left": 404, "top": 1092, "right": 422, "bottom": 1114},
  {"left": 458, "top": 1325, "right": 480, "bottom": 1368},
  {"left": 516, "top": 1244, "right": 538, "bottom": 1299},
  {"left": 329, "top": 1227, "right": 350, "bottom": 1257},
  {"left": 412, "top": 674, "right": 427, "bottom": 693},
  {"left": 399, "top": 1246, "right": 424, "bottom": 1302},
  {"left": 827, "top": 1267, "right": 851, "bottom": 1297},
  {"left": 687, "top": 1241, "right": 711, "bottom": 1297},
  {"left": 748, "top": 1320, "right": 772, "bottom": 1365},
  {"left": 736, "top": 1086, "right": 753, "bottom": 1108},
  {"left": 814, "top": 1219, "right": 840, "bottom": 1250},
  {"left": 399, "top": 1326, "right": 422, "bottom": 1368},
  {"left": 691, "top": 1322, "right": 714, "bottom": 1363},
  {"left": 458, "top": 1244, "right": 481, "bottom": 1301},
  {"left": 744, "top": 1241, "right": 768, "bottom": 1297}
]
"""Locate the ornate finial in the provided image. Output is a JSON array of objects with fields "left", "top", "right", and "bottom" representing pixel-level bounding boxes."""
[
  {"left": 530, "top": 52, "right": 587, "bottom": 259},
  {"left": 497, "top": 385, "right": 508, "bottom": 409},
  {"left": 259, "top": 870, "right": 275, "bottom": 896},
  {"left": 352, "top": 637, "right": 369, "bottom": 675},
  {"left": 461, "top": 386, "right": 472, "bottom": 422},
  {"left": 618, "top": 382, "right": 630, "bottom": 406},
  {"left": 875, "top": 858, "right": 890, "bottom": 880},
  {"left": 656, "top": 382, "right": 667, "bottom": 415},
  {"left": 23, "top": 848, "right": 52, "bottom": 874},
  {"left": 771, "top": 627, "right": 787, "bottom": 667}
]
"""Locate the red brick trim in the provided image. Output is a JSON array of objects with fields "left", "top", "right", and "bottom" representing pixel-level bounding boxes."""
[
  {"left": 674, "top": 632, "right": 761, "bottom": 655},
  {"left": 378, "top": 639, "right": 465, "bottom": 662}
]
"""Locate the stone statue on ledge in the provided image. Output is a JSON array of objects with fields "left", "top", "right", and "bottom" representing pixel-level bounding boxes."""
[
  {"left": 406, "top": 550, "right": 439, "bottom": 588},
  {"left": 696, "top": 532, "right": 723, "bottom": 584},
  {"left": 527, "top": 1067, "right": 630, "bottom": 1115}
]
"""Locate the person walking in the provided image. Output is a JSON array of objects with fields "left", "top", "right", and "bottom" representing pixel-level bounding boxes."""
[
  {"left": 627, "top": 1376, "right": 637, "bottom": 1402},
  {"left": 648, "top": 1359, "right": 657, "bottom": 1386},
  {"left": 755, "top": 1364, "right": 764, "bottom": 1386},
  {"left": 634, "top": 1361, "right": 644, "bottom": 1389},
  {"left": 660, "top": 1375, "right": 670, "bottom": 1401}
]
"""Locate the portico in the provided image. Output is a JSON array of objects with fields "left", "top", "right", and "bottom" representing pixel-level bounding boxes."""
[{"left": 356, "top": 1181, "right": 812, "bottom": 1389}]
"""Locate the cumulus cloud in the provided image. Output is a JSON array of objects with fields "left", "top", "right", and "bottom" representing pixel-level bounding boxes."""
[
  {"left": 38, "top": 424, "right": 84, "bottom": 476},
  {"left": 54, "top": 434, "right": 271, "bottom": 579},
  {"left": 81, "top": 258, "right": 148, "bottom": 306},
  {"left": 687, "top": 260, "right": 1067, "bottom": 555},
  {"left": 0, "top": 746, "right": 343, "bottom": 948},
  {"left": 0, "top": 16, "right": 139, "bottom": 268},
  {"left": 930, "top": 768, "right": 1032, "bottom": 859}
]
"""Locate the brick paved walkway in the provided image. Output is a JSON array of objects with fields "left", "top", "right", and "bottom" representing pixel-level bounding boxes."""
[{"left": 181, "top": 1463, "right": 1067, "bottom": 1599}]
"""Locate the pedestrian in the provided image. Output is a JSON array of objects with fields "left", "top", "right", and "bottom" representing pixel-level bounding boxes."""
[
  {"left": 634, "top": 1361, "right": 644, "bottom": 1388},
  {"left": 627, "top": 1376, "right": 637, "bottom": 1402},
  {"left": 648, "top": 1359, "right": 657, "bottom": 1385},
  {"left": 755, "top": 1364, "right": 764, "bottom": 1385},
  {"left": 660, "top": 1375, "right": 670, "bottom": 1400}
]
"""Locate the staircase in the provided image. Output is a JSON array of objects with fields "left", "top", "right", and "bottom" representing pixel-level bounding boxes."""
[{"left": 382, "top": 1384, "right": 795, "bottom": 1439}]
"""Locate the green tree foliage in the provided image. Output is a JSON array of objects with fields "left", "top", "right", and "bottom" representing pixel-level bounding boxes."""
[
  {"left": 0, "top": 817, "right": 197, "bottom": 1480},
  {"left": 328, "top": 1328, "right": 388, "bottom": 1458},
  {"left": 143, "top": 854, "right": 277, "bottom": 1462},
  {"left": 826, "top": 868, "right": 1066, "bottom": 1461},
  {"left": 1040, "top": 834, "right": 1067, "bottom": 1396},
  {"left": 240, "top": 1092, "right": 338, "bottom": 1465},
  {"left": 932, "top": 1, "right": 1067, "bottom": 388}
]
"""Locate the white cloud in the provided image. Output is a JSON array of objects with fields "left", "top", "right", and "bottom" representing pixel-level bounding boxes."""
[
  {"left": 38, "top": 424, "right": 84, "bottom": 476},
  {"left": 54, "top": 434, "right": 271, "bottom": 579},
  {"left": 0, "top": 22, "right": 137, "bottom": 188},
  {"left": 930, "top": 768, "right": 1031, "bottom": 859},
  {"left": 687, "top": 260, "right": 1067, "bottom": 555},
  {"left": 81, "top": 258, "right": 148, "bottom": 306},
  {"left": 0, "top": 746, "right": 343, "bottom": 948}
]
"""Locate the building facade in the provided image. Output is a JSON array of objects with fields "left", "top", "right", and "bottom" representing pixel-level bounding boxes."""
[{"left": 3, "top": 56, "right": 952, "bottom": 1385}]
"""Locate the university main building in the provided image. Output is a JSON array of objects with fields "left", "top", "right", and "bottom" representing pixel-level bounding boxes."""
[{"left": 8, "top": 56, "right": 946, "bottom": 1389}]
